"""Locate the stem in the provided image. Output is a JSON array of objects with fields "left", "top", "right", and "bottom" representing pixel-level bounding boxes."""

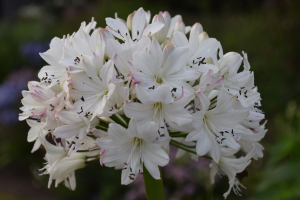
[
  {"left": 110, "top": 114, "right": 128, "bottom": 128},
  {"left": 169, "top": 133, "right": 188, "bottom": 138},
  {"left": 85, "top": 157, "right": 100, "bottom": 164},
  {"left": 77, "top": 148, "right": 100, "bottom": 152},
  {"left": 143, "top": 165, "right": 165, "bottom": 200},
  {"left": 96, "top": 126, "right": 108, "bottom": 132},
  {"left": 170, "top": 141, "right": 212, "bottom": 160},
  {"left": 170, "top": 139, "right": 196, "bottom": 148}
]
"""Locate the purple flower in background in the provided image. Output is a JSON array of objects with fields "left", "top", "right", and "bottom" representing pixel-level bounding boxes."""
[
  {"left": 19, "top": 41, "right": 49, "bottom": 67},
  {"left": 0, "top": 68, "right": 35, "bottom": 126}
]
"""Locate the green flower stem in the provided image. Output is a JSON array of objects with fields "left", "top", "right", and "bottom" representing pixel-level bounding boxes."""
[
  {"left": 169, "top": 133, "right": 188, "bottom": 137},
  {"left": 110, "top": 114, "right": 128, "bottom": 128},
  {"left": 170, "top": 139, "right": 196, "bottom": 148},
  {"left": 143, "top": 165, "right": 165, "bottom": 200},
  {"left": 170, "top": 141, "right": 212, "bottom": 160}
]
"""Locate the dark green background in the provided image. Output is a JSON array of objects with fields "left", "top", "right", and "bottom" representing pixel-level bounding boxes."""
[{"left": 0, "top": 0, "right": 300, "bottom": 199}]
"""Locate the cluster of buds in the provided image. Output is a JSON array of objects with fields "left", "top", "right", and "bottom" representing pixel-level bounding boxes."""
[{"left": 19, "top": 7, "right": 267, "bottom": 198}]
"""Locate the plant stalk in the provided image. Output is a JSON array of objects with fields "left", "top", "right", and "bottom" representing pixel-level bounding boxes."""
[{"left": 143, "top": 165, "right": 165, "bottom": 200}]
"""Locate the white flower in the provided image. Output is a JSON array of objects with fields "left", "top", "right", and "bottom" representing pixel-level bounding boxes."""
[
  {"left": 26, "top": 119, "right": 45, "bottom": 152},
  {"left": 38, "top": 18, "right": 101, "bottom": 85},
  {"left": 130, "top": 38, "right": 200, "bottom": 97},
  {"left": 19, "top": 7, "right": 267, "bottom": 195},
  {"left": 187, "top": 89, "right": 249, "bottom": 162},
  {"left": 99, "top": 83, "right": 129, "bottom": 117},
  {"left": 124, "top": 84, "right": 194, "bottom": 137},
  {"left": 210, "top": 144, "right": 256, "bottom": 199},
  {"left": 173, "top": 24, "right": 222, "bottom": 73},
  {"left": 53, "top": 111, "right": 99, "bottom": 156},
  {"left": 106, "top": 7, "right": 164, "bottom": 42},
  {"left": 39, "top": 133, "right": 86, "bottom": 190},
  {"left": 96, "top": 118, "right": 170, "bottom": 184},
  {"left": 105, "top": 35, "right": 151, "bottom": 80},
  {"left": 70, "top": 59, "right": 114, "bottom": 119},
  {"left": 19, "top": 81, "right": 55, "bottom": 121}
]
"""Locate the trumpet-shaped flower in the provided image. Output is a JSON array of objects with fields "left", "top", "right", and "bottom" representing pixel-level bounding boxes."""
[
  {"left": 124, "top": 84, "right": 194, "bottom": 137},
  {"left": 130, "top": 38, "right": 200, "bottom": 97},
  {"left": 96, "top": 118, "right": 170, "bottom": 184}
]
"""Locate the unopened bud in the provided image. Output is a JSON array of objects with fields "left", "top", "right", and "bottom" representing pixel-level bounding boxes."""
[
  {"left": 152, "top": 14, "right": 166, "bottom": 44},
  {"left": 174, "top": 20, "right": 185, "bottom": 33},
  {"left": 127, "top": 13, "right": 134, "bottom": 31},
  {"left": 198, "top": 32, "right": 209, "bottom": 44}
]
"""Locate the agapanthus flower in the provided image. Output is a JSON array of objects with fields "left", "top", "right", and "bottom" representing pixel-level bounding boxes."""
[
  {"left": 96, "top": 118, "right": 170, "bottom": 184},
  {"left": 19, "top": 7, "right": 267, "bottom": 199}
]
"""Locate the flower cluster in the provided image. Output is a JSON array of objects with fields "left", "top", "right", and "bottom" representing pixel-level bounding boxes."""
[{"left": 19, "top": 7, "right": 267, "bottom": 198}]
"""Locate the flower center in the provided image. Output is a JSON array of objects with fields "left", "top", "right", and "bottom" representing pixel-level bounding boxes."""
[
  {"left": 154, "top": 102, "right": 162, "bottom": 109},
  {"left": 133, "top": 137, "right": 142, "bottom": 145},
  {"left": 155, "top": 76, "right": 163, "bottom": 84}
]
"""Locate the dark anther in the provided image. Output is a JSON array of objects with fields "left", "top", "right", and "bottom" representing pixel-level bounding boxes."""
[
  {"left": 171, "top": 87, "right": 177, "bottom": 92},
  {"left": 239, "top": 90, "right": 242, "bottom": 95},
  {"left": 240, "top": 87, "right": 245, "bottom": 89},
  {"left": 77, "top": 106, "right": 83, "bottom": 114},
  {"left": 148, "top": 85, "right": 155, "bottom": 90},
  {"left": 137, "top": 31, "right": 139, "bottom": 35},
  {"left": 198, "top": 57, "right": 206, "bottom": 66},
  {"left": 114, "top": 104, "right": 118, "bottom": 109},
  {"left": 74, "top": 57, "right": 80, "bottom": 64},
  {"left": 45, "top": 72, "right": 48, "bottom": 76},
  {"left": 81, "top": 96, "right": 85, "bottom": 102}
]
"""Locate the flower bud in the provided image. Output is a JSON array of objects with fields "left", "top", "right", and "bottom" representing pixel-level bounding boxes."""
[
  {"left": 152, "top": 14, "right": 166, "bottom": 44},
  {"left": 174, "top": 19, "right": 185, "bottom": 33},
  {"left": 198, "top": 31, "right": 209, "bottom": 44},
  {"left": 127, "top": 13, "right": 135, "bottom": 31},
  {"left": 161, "top": 11, "right": 171, "bottom": 33}
]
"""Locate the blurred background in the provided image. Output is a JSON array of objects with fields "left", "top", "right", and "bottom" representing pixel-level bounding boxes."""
[{"left": 0, "top": 0, "right": 300, "bottom": 199}]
